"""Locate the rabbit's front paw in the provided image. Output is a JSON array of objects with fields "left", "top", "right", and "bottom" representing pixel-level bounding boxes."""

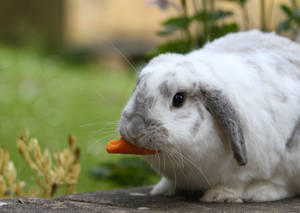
[
  {"left": 150, "top": 177, "right": 175, "bottom": 196},
  {"left": 200, "top": 184, "right": 243, "bottom": 203},
  {"left": 244, "top": 181, "right": 293, "bottom": 202}
]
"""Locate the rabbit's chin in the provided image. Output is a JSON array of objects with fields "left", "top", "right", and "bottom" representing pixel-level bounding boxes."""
[
  {"left": 142, "top": 149, "right": 228, "bottom": 192},
  {"left": 142, "top": 129, "right": 232, "bottom": 192}
]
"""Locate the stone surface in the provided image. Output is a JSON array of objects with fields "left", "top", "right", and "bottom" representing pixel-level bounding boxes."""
[{"left": 0, "top": 187, "right": 300, "bottom": 212}]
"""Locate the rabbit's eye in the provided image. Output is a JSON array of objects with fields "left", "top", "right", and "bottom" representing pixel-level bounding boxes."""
[{"left": 172, "top": 93, "right": 185, "bottom": 107}]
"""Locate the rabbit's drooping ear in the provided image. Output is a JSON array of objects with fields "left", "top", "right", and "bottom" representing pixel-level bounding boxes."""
[{"left": 201, "top": 88, "right": 247, "bottom": 166}]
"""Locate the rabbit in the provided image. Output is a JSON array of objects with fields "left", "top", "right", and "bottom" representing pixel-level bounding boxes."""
[{"left": 118, "top": 30, "right": 300, "bottom": 202}]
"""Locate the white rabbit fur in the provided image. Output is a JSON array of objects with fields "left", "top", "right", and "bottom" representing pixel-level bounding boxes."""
[{"left": 118, "top": 30, "right": 300, "bottom": 202}]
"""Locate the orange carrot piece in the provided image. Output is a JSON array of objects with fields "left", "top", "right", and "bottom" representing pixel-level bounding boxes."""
[{"left": 106, "top": 137, "right": 159, "bottom": 155}]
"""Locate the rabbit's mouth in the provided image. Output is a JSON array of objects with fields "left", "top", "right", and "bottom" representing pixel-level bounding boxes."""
[{"left": 119, "top": 116, "right": 168, "bottom": 151}]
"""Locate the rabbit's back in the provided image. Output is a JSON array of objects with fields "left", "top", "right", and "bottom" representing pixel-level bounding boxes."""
[
  {"left": 204, "top": 30, "right": 300, "bottom": 56},
  {"left": 187, "top": 31, "right": 300, "bottom": 173},
  {"left": 204, "top": 30, "right": 300, "bottom": 80}
]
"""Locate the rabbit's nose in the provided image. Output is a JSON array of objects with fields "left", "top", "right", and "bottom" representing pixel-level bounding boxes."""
[{"left": 127, "top": 115, "right": 146, "bottom": 141}]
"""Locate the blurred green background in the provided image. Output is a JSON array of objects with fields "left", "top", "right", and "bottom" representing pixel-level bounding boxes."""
[
  {"left": 0, "top": 0, "right": 299, "bottom": 195},
  {"left": 0, "top": 44, "right": 160, "bottom": 193}
]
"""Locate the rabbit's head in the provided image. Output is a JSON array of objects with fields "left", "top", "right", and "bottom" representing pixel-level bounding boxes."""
[{"left": 119, "top": 53, "right": 247, "bottom": 166}]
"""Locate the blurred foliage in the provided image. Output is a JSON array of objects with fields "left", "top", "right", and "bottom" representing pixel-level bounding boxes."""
[
  {"left": 17, "top": 132, "right": 80, "bottom": 197},
  {"left": 151, "top": 0, "right": 299, "bottom": 57},
  {"left": 277, "top": 0, "right": 300, "bottom": 40},
  {"left": 90, "top": 157, "right": 159, "bottom": 187},
  {"left": 0, "top": 147, "right": 24, "bottom": 198},
  {"left": 150, "top": 0, "right": 246, "bottom": 56},
  {"left": 0, "top": 131, "right": 80, "bottom": 198},
  {"left": 0, "top": 44, "right": 149, "bottom": 193}
]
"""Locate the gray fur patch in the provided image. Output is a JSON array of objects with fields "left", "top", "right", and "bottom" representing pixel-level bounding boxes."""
[
  {"left": 274, "top": 92, "right": 288, "bottom": 103},
  {"left": 120, "top": 89, "right": 168, "bottom": 150},
  {"left": 276, "top": 59, "right": 300, "bottom": 81},
  {"left": 288, "top": 58, "right": 300, "bottom": 70},
  {"left": 145, "top": 119, "right": 169, "bottom": 143},
  {"left": 192, "top": 82, "right": 197, "bottom": 89},
  {"left": 191, "top": 120, "right": 201, "bottom": 136},
  {"left": 246, "top": 60, "right": 264, "bottom": 74},
  {"left": 138, "top": 73, "right": 151, "bottom": 85},
  {"left": 200, "top": 88, "right": 247, "bottom": 166},
  {"left": 167, "top": 72, "right": 176, "bottom": 77},
  {"left": 134, "top": 90, "right": 154, "bottom": 118},
  {"left": 129, "top": 117, "right": 168, "bottom": 150},
  {"left": 175, "top": 112, "right": 191, "bottom": 119},
  {"left": 286, "top": 119, "right": 300, "bottom": 149},
  {"left": 134, "top": 73, "right": 151, "bottom": 92},
  {"left": 196, "top": 102, "right": 205, "bottom": 120},
  {"left": 159, "top": 81, "right": 172, "bottom": 98},
  {"left": 268, "top": 109, "right": 276, "bottom": 122},
  {"left": 127, "top": 115, "right": 146, "bottom": 140}
]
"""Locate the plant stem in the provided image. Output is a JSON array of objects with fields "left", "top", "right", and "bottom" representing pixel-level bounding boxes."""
[
  {"left": 260, "top": 0, "right": 267, "bottom": 31},
  {"left": 241, "top": 3, "right": 250, "bottom": 30},
  {"left": 267, "top": 0, "right": 275, "bottom": 30},
  {"left": 208, "top": 0, "right": 215, "bottom": 40},
  {"left": 181, "top": 0, "right": 193, "bottom": 45},
  {"left": 291, "top": 0, "right": 298, "bottom": 8},
  {"left": 202, "top": 0, "right": 208, "bottom": 40},
  {"left": 181, "top": 0, "right": 187, "bottom": 15},
  {"left": 210, "top": 0, "right": 215, "bottom": 14},
  {"left": 192, "top": 0, "right": 201, "bottom": 47}
]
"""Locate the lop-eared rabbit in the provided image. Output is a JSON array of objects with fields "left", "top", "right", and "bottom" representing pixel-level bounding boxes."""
[{"left": 118, "top": 30, "right": 300, "bottom": 202}]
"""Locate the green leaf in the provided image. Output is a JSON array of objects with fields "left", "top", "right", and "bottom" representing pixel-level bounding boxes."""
[
  {"left": 157, "top": 24, "right": 180, "bottom": 36},
  {"left": 277, "top": 4, "right": 300, "bottom": 36},
  {"left": 193, "top": 10, "right": 233, "bottom": 22},
  {"left": 239, "top": 0, "right": 247, "bottom": 5},
  {"left": 209, "top": 23, "right": 239, "bottom": 40},
  {"left": 193, "top": 11, "right": 213, "bottom": 22},
  {"left": 217, "top": 0, "right": 247, "bottom": 6},
  {"left": 162, "top": 16, "right": 191, "bottom": 28},
  {"left": 280, "top": 5, "right": 293, "bottom": 17},
  {"left": 214, "top": 11, "right": 234, "bottom": 20},
  {"left": 158, "top": 16, "right": 191, "bottom": 36},
  {"left": 157, "top": 40, "right": 193, "bottom": 54},
  {"left": 148, "top": 40, "right": 194, "bottom": 58}
]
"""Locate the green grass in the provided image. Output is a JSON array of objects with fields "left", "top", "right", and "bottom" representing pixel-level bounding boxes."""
[{"left": 0, "top": 44, "right": 159, "bottom": 194}]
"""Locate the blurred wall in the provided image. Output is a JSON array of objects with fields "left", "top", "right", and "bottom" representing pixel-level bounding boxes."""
[
  {"left": 221, "top": 0, "right": 288, "bottom": 29},
  {"left": 64, "top": 0, "right": 175, "bottom": 46},
  {"left": 62, "top": 0, "right": 292, "bottom": 67},
  {"left": 65, "top": 0, "right": 289, "bottom": 46},
  {"left": 0, "top": 0, "right": 64, "bottom": 45},
  {"left": 0, "top": 0, "right": 292, "bottom": 54}
]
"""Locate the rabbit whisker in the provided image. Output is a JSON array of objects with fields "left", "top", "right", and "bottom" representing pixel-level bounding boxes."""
[
  {"left": 172, "top": 147, "right": 211, "bottom": 189},
  {"left": 80, "top": 121, "right": 118, "bottom": 128}
]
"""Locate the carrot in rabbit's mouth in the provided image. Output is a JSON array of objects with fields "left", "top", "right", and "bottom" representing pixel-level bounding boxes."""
[{"left": 106, "top": 137, "right": 159, "bottom": 155}]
